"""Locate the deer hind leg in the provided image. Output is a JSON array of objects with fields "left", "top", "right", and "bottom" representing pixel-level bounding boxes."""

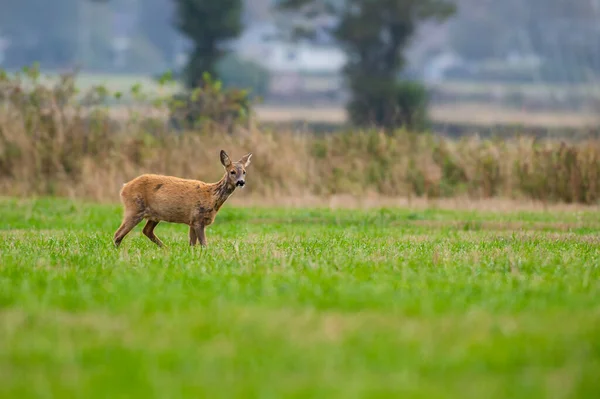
[
  {"left": 189, "top": 226, "right": 198, "bottom": 246},
  {"left": 143, "top": 220, "right": 164, "bottom": 247},
  {"left": 193, "top": 224, "right": 207, "bottom": 247},
  {"left": 113, "top": 211, "right": 143, "bottom": 248}
]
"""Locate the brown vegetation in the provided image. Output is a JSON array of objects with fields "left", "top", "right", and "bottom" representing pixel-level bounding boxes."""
[{"left": 1, "top": 68, "right": 600, "bottom": 207}]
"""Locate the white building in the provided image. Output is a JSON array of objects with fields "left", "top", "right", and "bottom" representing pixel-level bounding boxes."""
[{"left": 232, "top": 22, "right": 347, "bottom": 99}]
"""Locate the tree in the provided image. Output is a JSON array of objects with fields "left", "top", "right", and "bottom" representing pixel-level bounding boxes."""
[
  {"left": 138, "top": 0, "right": 180, "bottom": 67},
  {"left": 447, "top": 0, "right": 600, "bottom": 83},
  {"left": 0, "top": 0, "right": 80, "bottom": 68},
  {"left": 173, "top": 0, "right": 243, "bottom": 88},
  {"left": 447, "top": 0, "right": 514, "bottom": 61},
  {"left": 521, "top": 0, "right": 600, "bottom": 83},
  {"left": 279, "top": 0, "right": 455, "bottom": 129}
]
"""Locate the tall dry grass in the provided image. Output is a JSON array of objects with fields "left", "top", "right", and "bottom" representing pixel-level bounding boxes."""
[{"left": 1, "top": 67, "right": 600, "bottom": 205}]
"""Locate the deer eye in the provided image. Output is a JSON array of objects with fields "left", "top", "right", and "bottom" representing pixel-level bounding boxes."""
[
  {"left": 243, "top": 170, "right": 246, "bottom": 174},
  {"left": 230, "top": 170, "right": 236, "bottom": 175}
]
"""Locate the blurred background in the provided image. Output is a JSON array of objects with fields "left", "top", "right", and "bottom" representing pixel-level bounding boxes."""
[{"left": 2, "top": 0, "right": 600, "bottom": 132}]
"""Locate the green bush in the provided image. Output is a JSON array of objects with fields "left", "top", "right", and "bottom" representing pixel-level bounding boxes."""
[
  {"left": 394, "top": 81, "right": 430, "bottom": 131},
  {"left": 217, "top": 54, "right": 269, "bottom": 99},
  {"left": 168, "top": 72, "right": 253, "bottom": 133},
  {"left": 347, "top": 78, "right": 430, "bottom": 131}
]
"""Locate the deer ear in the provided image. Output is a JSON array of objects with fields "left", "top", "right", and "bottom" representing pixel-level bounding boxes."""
[
  {"left": 239, "top": 153, "right": 252, "bottom": 167},
  {"left": 220, "top": 150, "right": 232, "bottom": 167}
]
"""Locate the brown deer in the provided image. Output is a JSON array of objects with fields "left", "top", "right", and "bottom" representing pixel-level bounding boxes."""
[{"left": 113, "top": 150, "right": 252, "bottom": 248}]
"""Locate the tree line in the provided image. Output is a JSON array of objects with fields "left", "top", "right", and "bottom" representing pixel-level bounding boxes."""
[{"left": 2, "top": 0, "right": 599, "bottom": 130}]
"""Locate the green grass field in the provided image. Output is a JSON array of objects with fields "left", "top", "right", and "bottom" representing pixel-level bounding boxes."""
[{"left": 1, "top": 197, "right": 600, "bottom": 398}]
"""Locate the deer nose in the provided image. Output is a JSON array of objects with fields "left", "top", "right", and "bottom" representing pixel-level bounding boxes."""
[{"left": 236, "top": 180, "right": 245, "bottom": 187}]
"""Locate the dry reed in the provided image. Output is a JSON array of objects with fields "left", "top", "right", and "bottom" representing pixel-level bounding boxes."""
[{"left": 1, "top": 68, "right": 600, "bottom": 206}]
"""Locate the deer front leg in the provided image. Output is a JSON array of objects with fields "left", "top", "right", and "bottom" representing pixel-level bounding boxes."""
[
  {"left": 189, "top": 225, "right": 198, "bottom": 246},
  {"left": 193, "top": 224, "right": 207, "bottom": 247}
]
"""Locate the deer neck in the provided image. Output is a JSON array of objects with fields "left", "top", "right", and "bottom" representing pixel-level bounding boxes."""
[{"left": 212, "top": 173, "right": 236, "bottom": 211}]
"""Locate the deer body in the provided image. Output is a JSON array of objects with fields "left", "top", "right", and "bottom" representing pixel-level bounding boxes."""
[{"left": 113, "top": 150, "right": 252, "bottom": 248}]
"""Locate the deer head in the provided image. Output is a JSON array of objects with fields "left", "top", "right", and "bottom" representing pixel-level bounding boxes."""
[{"left": 220, "top": 150, "right": 252, "bottom": 188}]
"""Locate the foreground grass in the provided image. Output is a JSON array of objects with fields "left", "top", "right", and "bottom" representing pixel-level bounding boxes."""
[{"left": 1, "top": 197, "right": 600, "bottom": 398}]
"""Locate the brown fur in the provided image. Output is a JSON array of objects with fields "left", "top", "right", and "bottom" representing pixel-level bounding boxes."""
[{"left": 113, "top": 150, "right": 252, "bottom": 248}]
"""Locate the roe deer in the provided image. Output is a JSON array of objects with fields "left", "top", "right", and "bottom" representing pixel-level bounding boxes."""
[{"left": 113, "top": 150, "right": 252, "bottom": 248}]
